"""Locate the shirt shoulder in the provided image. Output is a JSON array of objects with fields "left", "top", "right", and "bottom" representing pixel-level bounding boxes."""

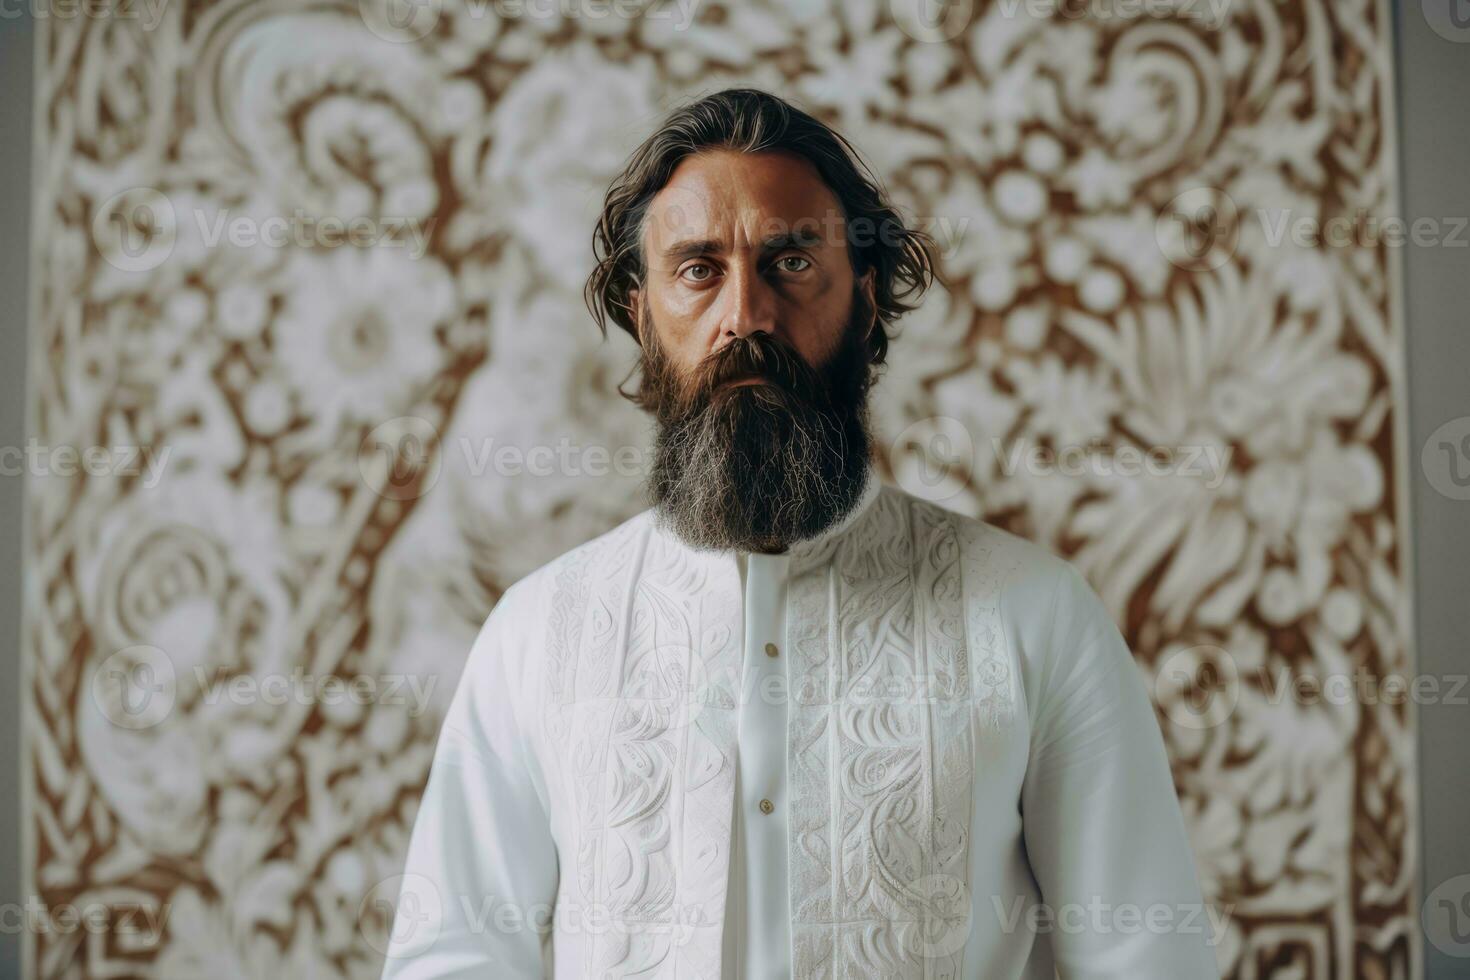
[
  {"left": 462, "top": 507, "right": 658, "bottom": 690},
  {"left": 497, "top": 505, "right": 659, "bottom": 609},
  {"left": 882, "top": 484, "right": 1077, "bottom": 606},
  {"left": 882, "top": 484, "right": 1114, "bottom": 662},
  {"left": 446, "top": 505, "right": 655, "bottom": 734},
  {"left": 884, "top": 487, "right": 1135, "bottom": 745}
]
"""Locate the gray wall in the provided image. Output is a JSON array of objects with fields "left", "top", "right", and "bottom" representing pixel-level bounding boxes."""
[
  {"left": 1395, "top": 2, "right": 1470, "bottom": 979},
  {"left": 1, "top": 10, "right": 34, "bottom": 980}
]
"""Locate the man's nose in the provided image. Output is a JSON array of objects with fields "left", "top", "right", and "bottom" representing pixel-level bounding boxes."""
[{"left": 716, "top": 264, "right": 777, "bottom": 346}]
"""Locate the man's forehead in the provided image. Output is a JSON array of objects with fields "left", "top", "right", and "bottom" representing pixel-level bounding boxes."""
[{"left": 642, "top": 149, "right": 847, "bottom": 256}]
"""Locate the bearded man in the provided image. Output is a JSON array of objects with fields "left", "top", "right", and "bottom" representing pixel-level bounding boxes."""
[{"left": 382, "top": 89, "right": 1220, "bottom": 979}]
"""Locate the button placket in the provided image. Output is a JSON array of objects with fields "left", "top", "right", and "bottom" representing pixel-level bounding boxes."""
[{"left": 732, "top": 551, "right": 793, "bottom": 976}]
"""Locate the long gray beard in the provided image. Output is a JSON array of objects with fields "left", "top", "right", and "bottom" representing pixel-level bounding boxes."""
[
  {"left": 643, "top": 316, "right": 874, "bottom": 554},
  {"left": 650, "top": 388, "right": 871, "bottom": 553}
]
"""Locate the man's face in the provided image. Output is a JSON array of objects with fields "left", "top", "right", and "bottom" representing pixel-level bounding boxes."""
[
  {"left": 628, "top": 150, "right": 879, "bottom": 553},
  {"left": 630, "top": 149, "right": 872, "bottom": 380}
]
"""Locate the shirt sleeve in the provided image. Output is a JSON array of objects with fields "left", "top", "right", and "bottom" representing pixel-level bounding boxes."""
[
  {"left": 380, "top": 588, "right": 559, "bottom": 979},
  {"left": 1018, "top": 563, "right": 1220, "bottom": 979}
]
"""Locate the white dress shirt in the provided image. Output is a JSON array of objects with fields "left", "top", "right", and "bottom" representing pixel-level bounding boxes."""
[{"left": 381, "top": 463, "right": 1221, "bottom": 979}]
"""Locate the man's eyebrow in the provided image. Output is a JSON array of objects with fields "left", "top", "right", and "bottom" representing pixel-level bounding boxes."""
[
  {"left": 657, "top": 229, "right": 827, "bottom": 265},
  {"left": 760, "top": 229, "right": 825, "bottom": 251},
  {"left": 658, "top": 238, "right": 723, "bottom": 265}
]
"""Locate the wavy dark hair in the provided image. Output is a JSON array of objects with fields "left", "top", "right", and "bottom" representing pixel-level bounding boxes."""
[{"left": 584, "top": 88, "right": 937, "bottom": 375}]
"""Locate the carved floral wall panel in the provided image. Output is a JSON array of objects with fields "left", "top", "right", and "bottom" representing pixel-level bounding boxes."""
[{"left": 23, "top": 0, "right": 1413, "bottom": 976}]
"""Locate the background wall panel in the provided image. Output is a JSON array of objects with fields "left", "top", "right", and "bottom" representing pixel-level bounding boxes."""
[{"left": 20, "top": 1, "right": 1415, "bottom": 976}]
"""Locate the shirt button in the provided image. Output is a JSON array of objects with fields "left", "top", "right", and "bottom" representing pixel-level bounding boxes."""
[
  {"left": 758, "top": 799, "right": 774, "bottom": 815},
  {"left": 764, "top": 642, "right": 779, "bottom": 658}
]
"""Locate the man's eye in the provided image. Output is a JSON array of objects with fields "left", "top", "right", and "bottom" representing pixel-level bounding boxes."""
[
  {"left": 775, "top": 255, "right": 811, "bottom": 273},
  {"left": 680, "top": 263, "right": 714, "bottom": 283}
]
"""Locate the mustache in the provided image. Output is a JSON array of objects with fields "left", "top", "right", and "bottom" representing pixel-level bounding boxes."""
[{"left": 690, "top": 332, "right": 822, "bottom": 404}]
